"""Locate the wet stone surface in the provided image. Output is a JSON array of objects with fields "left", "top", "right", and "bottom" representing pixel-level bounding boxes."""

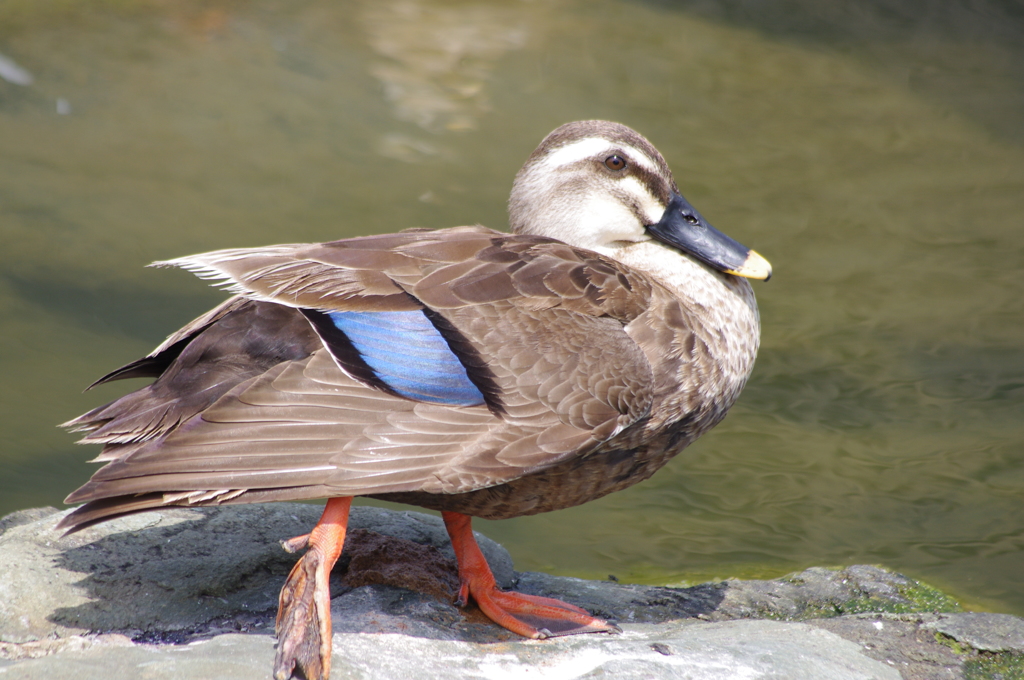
[{"left": 1, "top": 504, "right": 1022, "bottom": 679}]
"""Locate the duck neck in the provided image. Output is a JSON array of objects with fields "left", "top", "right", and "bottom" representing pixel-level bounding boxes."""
[{"left": 612, "top": 240, "right": 761, "bottom": 398}]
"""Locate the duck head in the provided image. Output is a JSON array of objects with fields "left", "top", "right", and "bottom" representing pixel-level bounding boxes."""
[{"left": 509, "top": 120, "right": 771, "bottom": 282}]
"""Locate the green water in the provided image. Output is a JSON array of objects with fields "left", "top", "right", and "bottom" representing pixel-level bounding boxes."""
[{"left": 2, "top": 0, "right": 1022, "bottom": 615}]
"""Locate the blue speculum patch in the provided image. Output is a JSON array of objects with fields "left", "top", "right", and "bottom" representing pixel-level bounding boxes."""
[{"left": 327, "top": 310, "right": 485, "bottom": 406}]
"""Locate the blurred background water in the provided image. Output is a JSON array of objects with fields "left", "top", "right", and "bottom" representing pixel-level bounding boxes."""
[{"left": 1, "top": 0, "right": 1022, "bottom": 614}]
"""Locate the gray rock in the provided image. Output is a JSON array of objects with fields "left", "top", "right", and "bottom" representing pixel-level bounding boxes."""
[
  {"left": 811, "top": 615, "right": 963, "bottom": 680},
  {"left": 922, "top": 612, "right": 1024, "bottom": 653},
  {"left": 515, "top": 564, "right": 936, "bottom": 626},
  {"left": 710, "top": 565, "right": 919, "bottom": 620},
  {"left": 0, "top": 504, "right": 512, "bottom": 644},
  {"left": 1, "top": 503, "right": 1021, "bottom": 679},
  {"left": 2, "top": 621, "right": 904, "bottom": 680},
  {"left": 0, "top": 634, "right": 274, "bottom": 679},
  {"left": 0, "top": 633, "right": 135, "bottom": 663},
  {"left": 515, "top": 571, "right": 727, "bottom": 624}
]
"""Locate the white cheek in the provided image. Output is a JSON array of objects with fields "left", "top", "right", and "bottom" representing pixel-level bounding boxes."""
[{"left": 558, "top": 193, "right": 646, "bottom": 251}]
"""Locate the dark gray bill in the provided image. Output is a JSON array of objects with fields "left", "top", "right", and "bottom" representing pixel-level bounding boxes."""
[{"left": 647, "top": 192, "right": 771, "bottom": 281}]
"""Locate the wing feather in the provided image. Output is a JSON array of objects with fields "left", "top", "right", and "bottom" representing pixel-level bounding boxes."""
[{"left": 61, "top": 227, "right": 663, "bottom": 531}]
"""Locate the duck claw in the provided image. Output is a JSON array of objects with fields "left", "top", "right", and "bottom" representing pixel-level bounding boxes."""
[{"left": 281, "top": 533, "right": 311, "bottom": 554}]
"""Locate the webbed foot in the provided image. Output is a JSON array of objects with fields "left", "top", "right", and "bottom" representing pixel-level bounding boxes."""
[{"left": 442, "top": 511, "right": 618, "bottom": 639}]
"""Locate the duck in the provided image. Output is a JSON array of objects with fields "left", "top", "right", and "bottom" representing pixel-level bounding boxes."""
[{"left": 59, "top": 120, "right": 771, "bottom": 680}]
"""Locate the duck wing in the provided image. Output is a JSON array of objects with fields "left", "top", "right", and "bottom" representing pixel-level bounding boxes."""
[{"left": 61, "top": 227, "right": 656, "bottom": 529}]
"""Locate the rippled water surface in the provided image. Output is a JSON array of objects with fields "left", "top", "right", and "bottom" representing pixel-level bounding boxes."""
[{"left": 2, "top": 0, "right": 1022, "bottom": 613}]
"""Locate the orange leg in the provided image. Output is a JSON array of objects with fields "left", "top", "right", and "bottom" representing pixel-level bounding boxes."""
[
  {"left": 442, "top": 511, "right": 618, "bottom": 638},
  {"left": 274, "top": 497, "right": 352, "bottom": 680}
]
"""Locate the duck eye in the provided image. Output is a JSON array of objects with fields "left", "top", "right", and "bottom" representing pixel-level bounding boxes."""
[{"left": 604, "top": 155, "right": 627, "bottom": 171}]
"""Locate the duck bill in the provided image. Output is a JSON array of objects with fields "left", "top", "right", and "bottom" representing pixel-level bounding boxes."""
[{"left": 647, "top": 193, "right": 772, "bottom": 281}]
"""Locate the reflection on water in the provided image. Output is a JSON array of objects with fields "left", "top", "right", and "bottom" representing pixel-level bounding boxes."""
[
  {"left": 1, "top": 0, "right": 1022, "bottom": 614},
  {"left": 361, "top": 0, "right": 534, "bottom": 161},
  {"left": 362, "top": 1, "right": 527, "bottom": 131}
]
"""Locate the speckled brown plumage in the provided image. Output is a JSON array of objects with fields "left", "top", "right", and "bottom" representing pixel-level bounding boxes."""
[{"left": 59, "top": 120, "right": 767, "bottom": 535}]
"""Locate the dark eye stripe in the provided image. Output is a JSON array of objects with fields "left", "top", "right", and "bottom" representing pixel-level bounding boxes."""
[
  {"left": 618, "top": 157, "right": 672, "bottom": 205},
  {"left": 564, "top": 148, "right": 673, "bottom": 205},
  {"left": 592, "top": 144, "right": 671, "bottom": 202}
]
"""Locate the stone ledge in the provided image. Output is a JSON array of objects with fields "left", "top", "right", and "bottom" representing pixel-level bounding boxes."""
[{"left": 1, "top": 504, "right": 1020, "bottom": 679}]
